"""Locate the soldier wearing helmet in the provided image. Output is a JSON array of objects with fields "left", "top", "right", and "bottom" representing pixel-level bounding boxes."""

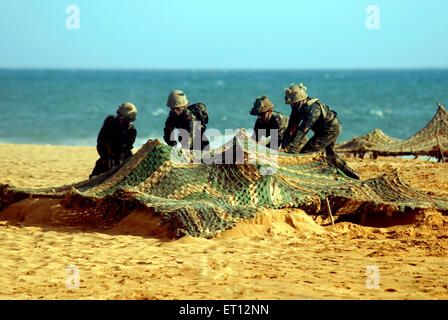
[
  {"left": 280, "top": 83, "right": 360, "bottom": 180},
  {"left": 249, "top": 95, "right": 290, "bottom": 150},
  {"left": 163, "top": 90, "right": 210, "bottom": 151},
  {"left": 89, "top": 102, "right": 137, "bottom": 178}
]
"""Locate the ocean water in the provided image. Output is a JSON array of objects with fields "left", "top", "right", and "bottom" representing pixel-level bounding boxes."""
[{"left": 0, "top": 69, "right": 447, "bottom": 149}]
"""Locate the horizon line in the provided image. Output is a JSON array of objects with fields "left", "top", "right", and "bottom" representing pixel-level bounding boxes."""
[{"left": 1, "top": 66, "right": 448, "bottom": 72}]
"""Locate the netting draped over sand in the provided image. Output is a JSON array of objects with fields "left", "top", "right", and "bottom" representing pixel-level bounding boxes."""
[
  {"left": 1, "top": 130, "right": 448, "bottom": 238},
  {"left": 335, "top": 103, "right": 448, "bottom": 159}
]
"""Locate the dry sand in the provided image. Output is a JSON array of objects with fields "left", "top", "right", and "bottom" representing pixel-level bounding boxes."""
[{"left": 0, "top": 142, "right": 447, "bottom": 300}]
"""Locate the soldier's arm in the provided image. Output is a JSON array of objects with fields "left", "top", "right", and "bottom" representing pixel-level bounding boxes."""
[
  {"left": 183, "top": 115, "right": 194, "bottom": 149},
  {"left": 266, "top": 118, "right": 283, "bottom": 150},
  {"left": 287, "top": 105, "right": 321, "bottom": 152},
  {"left": 277, "top": 116, "right": 289, "bottom": 143},
  {"left": 121, "top": 127, "right": 137, "bottom": 157},
  {"left": 163, "top": 114, "right": 177, "bottom": 146},
  {"left": 97, "top": 116, "right": 114, "bottom": 159},
  {"left": 251, "top": 120, "right": 264, "bottom": 142},
  {"left": 280, "top": 116, "right": 294, "bottom": 149}
]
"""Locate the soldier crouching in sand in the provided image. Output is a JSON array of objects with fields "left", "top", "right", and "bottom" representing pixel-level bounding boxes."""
[
  {"left": 249, "top": 95, "right": 291, "bottom": 150},
  {"left": 89, "top": 102, "right": 137, "bottom": 179},
  {"left": 279, "top": 83, "right": 360, "bottom": 180},
  {"left": 163, "top": 90, "right": 210, "bottom": 151}
]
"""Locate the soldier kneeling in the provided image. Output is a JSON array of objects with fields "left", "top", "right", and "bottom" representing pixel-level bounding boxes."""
[
  {"left": 163, "top": 90, "right": 210, "bottom": 151},
  {"left": 280, "top": 83, "right": 360, "bottom": 180},
  {"left": 249, "top": 95, "right": 290, "bottom": 150},
  {"left": 89, "top": 102, "right": 137, "bottom": 179}
]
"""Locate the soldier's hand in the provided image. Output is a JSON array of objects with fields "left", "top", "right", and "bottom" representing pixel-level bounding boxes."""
[
  {"left": 287, "top": 146, "right": 298, "bottom": 154},
  {"left": 107, "top": 157, "right": 113, "bottom": 169},
  {"left": 101, "top": 158, "right": 112, "bottom": 169}
]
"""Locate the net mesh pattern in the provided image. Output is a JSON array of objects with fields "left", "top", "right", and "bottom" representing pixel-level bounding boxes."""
[
  {"left": 1, "top": 130, "right": 448, "bottom": 238},
  {"left": 335, "top": 103, "right": 448, "bottom": 158}
]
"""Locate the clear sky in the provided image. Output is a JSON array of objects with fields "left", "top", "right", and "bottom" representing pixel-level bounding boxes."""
[{"left": 0, "top": 0, "right": 447, "bottom": 69}]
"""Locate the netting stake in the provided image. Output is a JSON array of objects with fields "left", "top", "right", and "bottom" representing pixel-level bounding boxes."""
[
  {"left": 325, "top": 196, "right": 334, "bottom": 225},
  {"left": 436, "top": 134, "right": 445, "bottom": 163}
]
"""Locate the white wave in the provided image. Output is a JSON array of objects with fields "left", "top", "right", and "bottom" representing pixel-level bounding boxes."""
[
  {"left": 369, "top": 109, "right": 384, "bottom": 118},
  {"left": 151, "top": 108, "right": 168, "bottom": 116}
]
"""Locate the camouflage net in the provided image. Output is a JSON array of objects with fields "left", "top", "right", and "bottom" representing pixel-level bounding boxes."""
[
  {"left": 1, "top": 130, "right": 448, "bottom": 238},
  {"left": 335, "top": 129, "right": 401, "bottom": 157},
  {"left": 335, "top": 103, "right": 448, "bottom": 159}
]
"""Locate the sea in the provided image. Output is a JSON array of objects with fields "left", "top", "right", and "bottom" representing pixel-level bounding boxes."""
[{"left": 1, "top": 69, "right": 447, "bottom": 149}]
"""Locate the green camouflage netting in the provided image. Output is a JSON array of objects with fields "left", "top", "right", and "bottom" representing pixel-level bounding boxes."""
[
  {"left": 1, "top": 130, "right": 448, "bottom": 238},
  {"left": 336, "top": 103, "right": 448, "bottom": 159}
]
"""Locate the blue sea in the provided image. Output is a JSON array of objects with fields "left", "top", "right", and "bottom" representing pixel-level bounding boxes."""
[{"left": 1, "top": 69, "right": 447, "bottom": 149}]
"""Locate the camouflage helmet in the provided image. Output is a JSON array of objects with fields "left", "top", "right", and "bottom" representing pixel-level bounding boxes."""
[
  {"left": 166, "top": 90, "right": 189, "bottom": 109},
  {"left": 284, "top": 83, "right": 308, "bottom": 104},
  {"left": 250, "top": 96, "right": 274, "bottom": 115},
  {"left": 117, "top": 102, "right": 137, "bottom": 122}
]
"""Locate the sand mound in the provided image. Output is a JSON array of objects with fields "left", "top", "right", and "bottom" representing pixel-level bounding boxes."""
[
  {"left": 0, "top": 198, "right": 174, "bottom": 237},
  {"left": 107, "top": 210, "right": 173, "bottom": 239},
  {"left": 328, "top": 221, "right": 379, "bottom": 237},
  {"left": 0, "top": 198, "right": 68, "bottom": 226},
  {"left": 219, "top": 208, "right": 325, "bottom": 238},
  {"left": 326, "top": 209, "right": 448, "bottom": 240},
  {"left": 417, "top": 209, "right": 448, "bottom": 228}
]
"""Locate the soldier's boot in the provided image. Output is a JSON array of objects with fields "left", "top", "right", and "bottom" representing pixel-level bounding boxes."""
[
  {"left": 340, "top": 164, "right": 360, "bottom": 180},
  {"left": 327, "top": 154, "right": 360, "bottom": 180}
]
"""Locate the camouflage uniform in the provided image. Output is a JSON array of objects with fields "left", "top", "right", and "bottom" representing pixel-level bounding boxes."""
[
  {"left": 163, "top": 107, "right": 210, "bottom": 151},
  {"left": 90, "top": 115, "right": 137, "bottom": 178},
  {"left": 282, "top": 83, "right": 360, "bottom": 179},
  {"left": 253, "top": 111, "right": 289, "bottom": 150},
  {"left": 281, "top": 97, "right": 340, "bottom": 155}
]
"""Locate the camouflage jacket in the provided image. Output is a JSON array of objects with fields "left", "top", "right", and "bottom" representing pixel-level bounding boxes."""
[
  {"left": 253, "top": 111, "right": 289, "bottom": 149},
  {"left": 163, "top": 107, "right": 206, "bottom": 149},
  {"left": 97, "top": 115, "right": 137, "bottom": 160},
  {"left": 281, "top": 98, "right": 338, "bottom": 153}
]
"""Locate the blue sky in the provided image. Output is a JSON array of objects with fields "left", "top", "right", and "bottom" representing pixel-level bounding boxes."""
[{"left": 0, "top": 0, "right": 447, "bottom": 69}]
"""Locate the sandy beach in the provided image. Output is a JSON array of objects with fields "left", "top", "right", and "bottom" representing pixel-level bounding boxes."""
[{"left": 0, "top": 142, "right": 447, "bottom": 300}]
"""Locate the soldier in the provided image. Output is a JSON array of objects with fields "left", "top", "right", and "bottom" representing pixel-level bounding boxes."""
[
  {"left": 279, "top": 83, "right": 360, "bottom": 180},
  {"left": 163, "top": 90, "right": 210, "bottom": 151},
  {"left": 249, "top": 95, "right": 289, "bottom": 150},
  {"left": 89, "top": 102, "right": 137, "bottom": 179}
]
